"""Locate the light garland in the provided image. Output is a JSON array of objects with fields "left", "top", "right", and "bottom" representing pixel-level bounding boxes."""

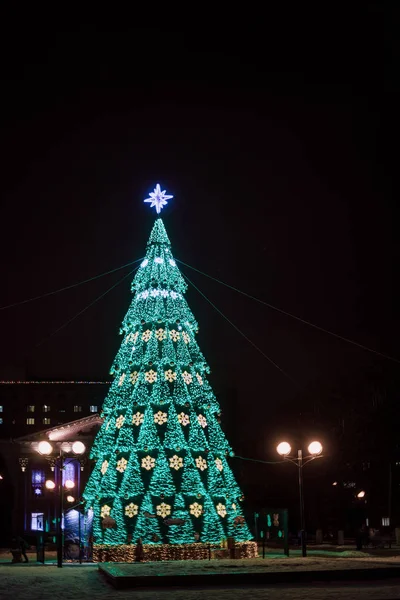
[{"left": 93, "top": 541, "right": 258, "bottom": 562}]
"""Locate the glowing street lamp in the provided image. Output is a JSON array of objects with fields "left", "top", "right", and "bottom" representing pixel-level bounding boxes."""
[
  {"left": 276, "top": 439, "right": 324, "bottom": 557},
  {"left": 72, "top": 441, "right": 86, "bottom": 455},
  {"left": 37, "top": 441, "right": 53, "bottom": 455},
  {"left": 308, "top": 441, "right": 323, "bottom": 456},
  {"left": 34, "top": 439, "right": 86, "bottom": 568},
  {"left": 277, "top": 441, "right": 292, "bottom": 456},
  {"left": 357, "top": 490, "right": 366, "bottom": 499}
]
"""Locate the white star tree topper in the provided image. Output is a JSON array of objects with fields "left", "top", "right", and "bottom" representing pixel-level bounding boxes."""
[{"left": 144, "top": 183, "right": 173, "bottom": 214}]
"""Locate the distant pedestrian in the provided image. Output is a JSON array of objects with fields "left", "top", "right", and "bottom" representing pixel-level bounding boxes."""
[{"left": 16, "top": 536, "right": 29, "bottom": 562}]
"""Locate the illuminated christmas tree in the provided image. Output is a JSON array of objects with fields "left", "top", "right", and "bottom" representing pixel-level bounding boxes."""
[{"left": 83, "top": 185, "right": 252, "bottom": 551}]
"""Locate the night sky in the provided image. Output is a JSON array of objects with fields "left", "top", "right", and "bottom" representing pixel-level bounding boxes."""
[{"left": 0, "top": 8, "right": 396, "bottom": 457}]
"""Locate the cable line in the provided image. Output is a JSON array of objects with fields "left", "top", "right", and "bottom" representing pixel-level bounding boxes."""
[
  {"left": 182, "top": 271, "right": 300, "bottom": 387},
  {"left": 0, "top": 258, "right": 143, "bottom": 311},
  {"left": 34, "top": 266, "right": 139, "bottom": 349},
  {"left": 177, "top": 258, "right": 400, "bottom": 365}
]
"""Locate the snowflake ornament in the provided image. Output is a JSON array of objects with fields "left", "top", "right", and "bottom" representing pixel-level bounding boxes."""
[
  {"left": 125, "top": 503, "right": 139, "bottom": 518},
  {"left": 101, "top": 504, "right": 111, "bottom": 518},
  {"left": 116, "top": 457, "right": 128, "bottom": 473},
  {"left": 189, "top": 502, "right": 203, "bottom": 518},
  {"left": 142, "top": 329, "right": 152, "bottom": 342},
  {"left": 150, "top": 289, "right": 159, "bottom": 298},
  {"left": 169, "top": 455, "right": 183, "bottom": 470},
  {"left": 182, "top": 331, "right": 190, "bottom": 344},
  {"left": 101, "top": 460, "right": 109, "bottom": 475},
  {"left": 130, "top": 371, "right": 139, "bottom": 385},
  {"left": 144, "top": 184, "right": 173, "bottom": 214},
  {"left": 142, "top": 290, "right": 149, "bottom": 299},
  {"left": 115, "top": 415, "right": 125, "bottom": 429},
  {"left": 118, "top": 373, "right": 126, "bottom": 386},
  {"left": 132, "top": 412, "right": 144, "bottom": 426},
  {"left": 196, "top": 373, "right": 203, "bottom": 386},
  {"left": 170, "top": 291, "right": 178, "bottom": 299},
  {"left": 182, "top": 371, "right": 193, "bottom": 385},
  {"left": 125, "top": 331, "right": 138, "bottom": 344},
  {"left": 145, "top": 370, "right": 157, "bottom": 383},
  {"left": 156, "top": 328, "right": 166, "bottom": 341},
  {"left": 156, "top": 502, "right": 172, "bottom": 518},
  {"left": 160, "top": 289, "right": 169, "bottom": 298},
  {"left": 169, "top": 329, "right": 180, "bottom": 342},
  {"left": 216, "top": 503, "right": 227, "bottom": 518},
  {"left": 215, "top": 458, "right": 223, "bottom": 472},
  {"left": 154, "top": 411, "right": 168, "bottom": 425},
  {"left": 197, "top": 414, "right": 207, "bottom": 428},
  {"left": 195, "top": 456, "right": 207, "bottom": 471},
  {"left": 141, "top": 455, "right": 156, "bottom": 470},
  {"left": 164, "top": 369, "right": 176, "bottom": 383},
  {"left": 178, "top": 412, "right": 190, "bottom": 426}
]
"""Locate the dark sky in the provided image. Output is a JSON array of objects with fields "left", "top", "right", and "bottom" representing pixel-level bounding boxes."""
[{"left": 0, "top": 8, "right": 397, "bottom": 452}]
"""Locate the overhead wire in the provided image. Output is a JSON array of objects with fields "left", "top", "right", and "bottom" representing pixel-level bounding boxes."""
[
  {"left": 181, "top": 270, "right": 300, "bottom": 387},
  {"left": 34, "top": 266, "right": 139, "bottom": 349},
  {"left": 177, "top": 258, "right": 400, "bottom": 366},
  {"left": 0, "top": 258, "right": 143, "bottom": 311}
]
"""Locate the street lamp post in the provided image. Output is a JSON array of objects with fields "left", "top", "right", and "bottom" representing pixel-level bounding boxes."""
[
  {"left": 37, "top": 440, "right": 86, "bottom": 568},
  {"left": 277, "top": 440, "right": 323, "bottom": 557}
]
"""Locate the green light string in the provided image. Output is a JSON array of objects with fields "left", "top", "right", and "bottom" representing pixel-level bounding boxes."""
[
  {"left": 177, "top": 258, "right": 400, "bottom": 366},
  {"left": 34, "top": 266, "right": 140, "bottom": 349},
  {"left": 181, "top": 271, "right": 300, "bottom": 387},
  {"left": 0, "top": 258, "right": 143, "bottom": 311}
]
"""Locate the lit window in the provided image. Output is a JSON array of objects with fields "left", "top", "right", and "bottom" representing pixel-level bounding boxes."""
[
  {"left": 0, "top": 418, "right": 3, "bottom": 425},
  {"left": 73, "top": 406, "right": 82, "bottom": 413},
  {"left": 26, "top": 418, "right": 35, "bottom": 425},
  {"left": 31, "top": 513, "right": 44, "bottom": 531},
  {"left": 62, "top": 461, "right": 75, "bottom": 485},
  {"left": 89, "top": 405, "right": 98, "bottom": 413},
  {"left": 43, "top": 417, "right": 51, "bottom": 425},
  {"left": 382, "top": 517, "right": 390, "bottom": 526},
  {"left": 27, "top": 405, "right": 35, "bottom": 412},
  {"left": 32, "top": 469, "right": 45, "bottom": 486},
  {"left": 42, "top": 405, "right": 50, "bottom": 413},
  {"left": 0, "top": 405, "right": 3, "bottom": 412}
]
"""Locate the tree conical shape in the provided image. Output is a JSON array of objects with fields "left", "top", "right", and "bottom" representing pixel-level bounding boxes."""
[{"left": 83, "top": 217, "right": 251, "bottom": 545}]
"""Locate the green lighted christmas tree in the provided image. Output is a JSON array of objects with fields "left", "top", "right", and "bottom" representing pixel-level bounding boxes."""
[{"left": 83, "top": 185, "right": 252, "bottom": 547}]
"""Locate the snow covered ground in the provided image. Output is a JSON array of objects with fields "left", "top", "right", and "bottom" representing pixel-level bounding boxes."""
[{"left": 1, "top": 565, "right": 400, "bottom": 600}]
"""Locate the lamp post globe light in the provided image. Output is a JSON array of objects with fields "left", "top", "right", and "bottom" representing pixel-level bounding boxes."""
[
  {"left": 35, "top": 440, "right": 86, "bottom": 567},
  {"left": 276, "top": 439, "right": 323, "bottom": 557}
]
